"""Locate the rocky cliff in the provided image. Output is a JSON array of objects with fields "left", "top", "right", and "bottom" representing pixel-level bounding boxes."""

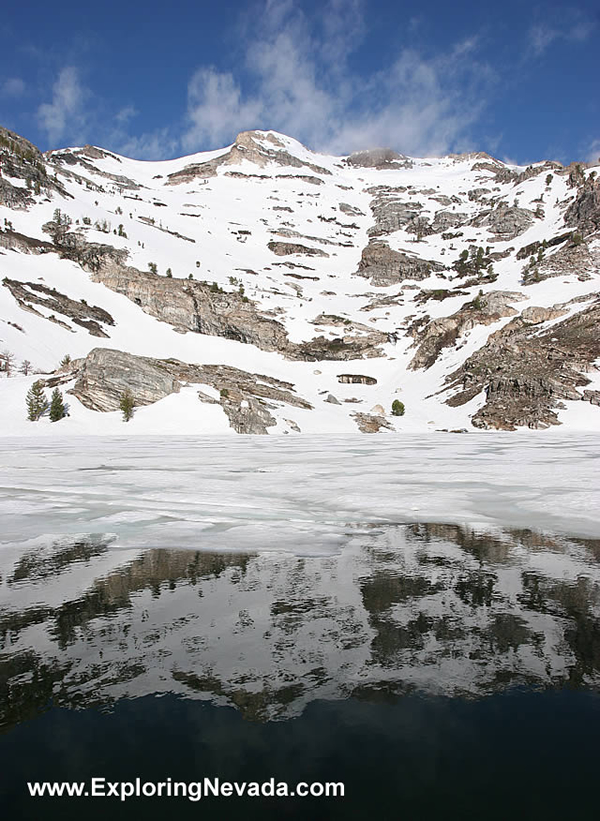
[{"left": 445, "top": 296, "right": 600, "bottom": 429}]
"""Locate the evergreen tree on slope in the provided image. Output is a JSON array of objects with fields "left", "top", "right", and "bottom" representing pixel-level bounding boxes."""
[
  {"left": 49, "top": 388, "right": 66, "bottom": 422},
  {"left": 26, "top": 381, "right": 49, "bottom": 421}
]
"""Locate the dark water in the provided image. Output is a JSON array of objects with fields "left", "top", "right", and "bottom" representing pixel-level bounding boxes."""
[
  {"left": 2, "top": 523, "right": 600, "bottom": 819},
  {"left": 3, "top": 690, "right": 600, "bottom": 820}
]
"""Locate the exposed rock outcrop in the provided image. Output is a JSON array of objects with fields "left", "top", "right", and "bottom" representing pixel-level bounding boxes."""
[
  {"left": 468, "top": 187, "right": 491, "bottom": 201},
  {"left": 471, "top": 160, "right": 561, "bottom": 186},
  {"left": 50, "top": 148, "right": 141, "bottom": 191},
  {"left": 166, "top": 131, "right": 331, "bottom": 186},
  {"left": 356, "top": 239, "right": 444, "bottom": 286},
  {"left": 351, "top": 413, "right": 393, "bottom": 432},
  {"left": 294, "top": 333, "right": 386, "bottom": 361},
  {"left": 409, "top": 291, "right": 525, "bottom": 370},
  {"left": 274, "top": 173, "right": 323, "bottom": 186},
  {"left": 229, "top": 131, "right": 331, "bottom": 175},
  {"left": 72, "top": 349, "right": 181, "bottom": 410},
  {"left": 267, "top": 240, "right": 329, "bottom": 257},
  {"left": 431, "top": 210, "right": 468, "bottom": 233},
  {"left": 346, "top": 148, "right": 412, "bottom": 169},
  {"left": 339, "top": 202, "right": 365, "bottom": 217},
  {"left": 583, "top": 389, "right": 600, "bottom": 406},
  {"left": 0, "top": 126, "right": 63, "bottom": 205},
  {"left": 564, "top": 176, "right": 600, "bottom": 236},
  {"left": 311, "top": 313, "right": 378, "bottom": 337},
  {"left": 471, "top": 206, "right": 535, "bottom": 240},
  {"left": 69, "top": 348, "right": 312, "bottom": 434},
  {"left": 445, "top": 297, "right": 600, "bottom": 429},
  {"left": 337, "top": 374, "right": 377, "bottom": 385},
  {"left": 367, "top": 190, "right": 423, "bottom": 236},
  {"left": 91, "top": 255, "right": 289, "bottom": 351},
  {"left": 520, "top": 305, "right": 567, "bottom": 324},
  {"left": 2, "top": 279, "right": 114, "bottom": 337},
  {"left": 523, "top": 239, "right": 600, "bottom": 283},
  {"left": 52, "top": 232, "right": 129, "bottom": 274},
  {"left": 164, "top": 158, "right": 221, "bottom": 184},
  {"left": 0, "top": 177, "right": 32, "bottom": 209},
  {"left": 89, "top": 246, "right": 382, "bottom": 360},
  {"left": 516, "top": 231, "right": 573, "bottom": 260},
  {"left": 0, "top": 228, "right": 54, "bottom": 254},
  {"left": 273, "top": 227, "right": 348, "bottom": 248}
]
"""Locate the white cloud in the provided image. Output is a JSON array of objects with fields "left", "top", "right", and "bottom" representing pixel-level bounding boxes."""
[
  {"left": 115, "top": 105, "right": 137, "bottom": 124},
  {"left": 1, "top": 77, "right": 26, "bottom": 98},
  {"left": 32, "top": 66, "right": 177, "bottom": 159},
  {"left": 243, "top": 22, "right": 343, "bottom": 147},
  {"left": 182, "top": 68, "right": 263, "bottom": 151},
  {"left": 327, "top": 46, "right": 491, "bottom": 157},
  {"left": 115, "top": 128, "right": 179, "bottom": 161},
  {"left": 37, "top": 67, "right": 87, "bottom": 144},
  {"left": 23, "top": 2, "right": 504, "bottom": 160},
  {"left": 585, "top": 139, "right": 600, "bottom": 166},
  {"left": 529, "top": 24, "right": 559, "bottom": 56},
  {"left": 567, "top": 21, "right": 592, "bottom": 42},
  {"left": 318, "top": 0, "right": 365, "bottom": 67},
  {"left": 182, "top": 0, "right": 494, "bottom": 157},
  {"left": 528, "top": 13, "right": 595, "bottom": 57}
]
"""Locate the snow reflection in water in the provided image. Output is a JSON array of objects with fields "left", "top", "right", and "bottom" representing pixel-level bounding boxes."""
[{"left": 2, "top": 522, "right": 600, "bottom": 728}]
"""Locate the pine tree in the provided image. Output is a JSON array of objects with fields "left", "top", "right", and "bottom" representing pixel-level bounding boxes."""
[
  {"left": 119, "top": 389, "right": 135, "bottom": 422},
  {"left": 49, "top": 388, "right": 66, "bottom": 422},
  {"left": 26, "top": 380, "right": 49, "bottom": 421},
  {"left": 1, "top": 349, "right": 15, "bottom": 377},
  {"left": 45, "top": 209, "right": 72, "bottom": 246},
  {"left": 391, "top": 399, "right": 405, "bottom": 416},
  {"left": 471, "top": 289, "right": 484, "bottom": 311}
]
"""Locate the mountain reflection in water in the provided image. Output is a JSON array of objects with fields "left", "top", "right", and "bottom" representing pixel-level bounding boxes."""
[{"left": 2, "top": 522, "right": 600, "bottom": 730}]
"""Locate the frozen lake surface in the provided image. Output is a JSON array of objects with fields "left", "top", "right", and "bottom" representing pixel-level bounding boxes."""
[{"left": 1, "top": 433, "right": 599, "bottom": 553}]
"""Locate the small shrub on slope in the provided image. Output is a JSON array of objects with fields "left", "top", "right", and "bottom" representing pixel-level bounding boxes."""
[{"left": 119, "top": 390, "right": 135, "bottom": 422}]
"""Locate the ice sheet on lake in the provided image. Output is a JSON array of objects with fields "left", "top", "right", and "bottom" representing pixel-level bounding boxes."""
[{"left": 1, "top": 433, "right": 599, "bottom": 552}]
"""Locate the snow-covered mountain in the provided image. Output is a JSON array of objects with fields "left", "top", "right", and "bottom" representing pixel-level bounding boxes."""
[{"left": 1, "top": 126, "right": 599, "bottom": 434}]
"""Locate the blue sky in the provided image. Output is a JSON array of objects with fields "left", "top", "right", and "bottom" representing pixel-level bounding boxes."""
[{"left": 0, "top": 0, "right": 598, "bottom": 164}]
